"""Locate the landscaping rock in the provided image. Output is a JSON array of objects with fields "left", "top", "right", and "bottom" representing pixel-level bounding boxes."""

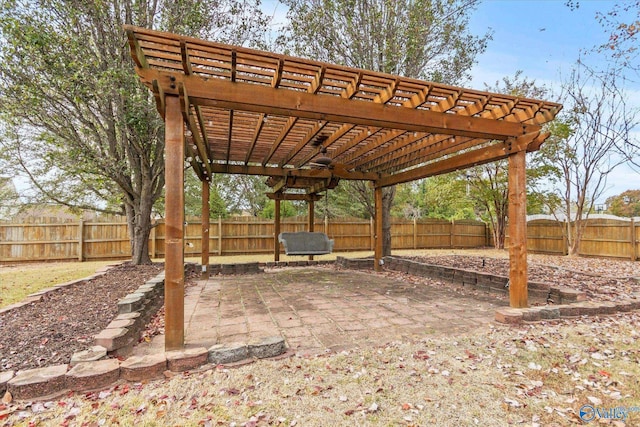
[
  {"left": 8, "top": 364, "right": 68, "bottom": 400},
  {"left": 65, "top": 359, "right": 120, "bottom": 392},
  {"left": 208, "top": 342, "right": 249, "bottom": 364},
  {"left": 166, "top": 347, "right": 208, "bottom": 372},
  {"left": 114, "top": 312, "right": 143, "bottom": 329},
  {"left": 94, "top": 328, "right": 133, "bottom": 352},
  {"left": 117, "top": 295, "right": 144, "bottom": 314},
  {"left": 494, "top": 308, "right": 523, "bottom": 324},
  {"left": 248, "top": 336, "right": 286, "bottom": 359},
  {"left": 70, "top": 346, "right": 108, "bottom": 366},
  {"left": 120, "top": 354, "right": 167, "bottom": 382}
]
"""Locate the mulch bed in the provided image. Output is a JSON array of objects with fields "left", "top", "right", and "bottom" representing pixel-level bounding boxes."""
[
  {"left": 0, "top": 263, "right": 166, "bottom": 372},
  {"left": 408, "top": 255, "right": 640, "bottom": 301}
]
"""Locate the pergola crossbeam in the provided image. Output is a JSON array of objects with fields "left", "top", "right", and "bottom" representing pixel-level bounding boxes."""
[
  {"left": 137, "top": 70, "right": 529, "bottom": 140},
  {"left": 377, "top": 131, "right": 547, "bottom": 188}
]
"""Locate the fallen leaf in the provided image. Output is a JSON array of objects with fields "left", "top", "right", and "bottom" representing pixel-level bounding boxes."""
[
  {"left": 1, "top": 391, "right": 12, "bottom": 404},
  {"left": 587, "top": 396, "right": 602, "bottom": 405}
]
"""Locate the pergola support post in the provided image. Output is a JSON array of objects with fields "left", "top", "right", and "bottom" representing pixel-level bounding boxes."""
[
  {"left": 164, "top": 95, "right": 185, "bottom": 350},
  {"left": 274, "top": 198, "right": 281, "bottom": 262},
  {"left": 308, "top": 199, "right": 315, "bottom": 261},
  {"left": 374, "top": 185, "right": 383, "bottom": 272},
  {"left": 201, "top": 181, "right": 210, "bottom": 279},
  {"left": 508, "top": 150, "right": 528, "bottom": 308}
]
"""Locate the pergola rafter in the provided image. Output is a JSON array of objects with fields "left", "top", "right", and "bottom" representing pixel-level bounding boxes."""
[{"left": 125, "top": 26, "right": 562, "bottom": 351}]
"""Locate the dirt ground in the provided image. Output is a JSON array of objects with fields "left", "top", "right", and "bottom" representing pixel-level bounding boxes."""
[{"left": 0, "top": 263, "right": 163, "bottom": 371}]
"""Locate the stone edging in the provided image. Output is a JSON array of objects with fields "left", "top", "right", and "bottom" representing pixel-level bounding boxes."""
[
  {"left": 1, "top": 265, "right": 289, "bottom": 401},
  {"left": 381, "top": 256, "right": 587, "bottom": 304},
  {"left": 336, "top": 255, "right": 640, "bottom": 325},
  {"left": 90, "top": 271, "right": 166, "bottom": 356},
  {"left": 495, "top": 299, "right": 640, "bottom": 324},
  {"left": 1, "top": 337, "right": 287, "bottom": 401},
  {"left": 263, "top": 259, "right": 334, "bottom": 268}
]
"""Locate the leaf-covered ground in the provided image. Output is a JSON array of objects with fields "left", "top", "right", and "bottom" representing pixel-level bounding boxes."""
[
  {"left": 2, "top": 312, "right": 639, "bottom": 426},
  {"left": 409, "top": 254, "right": 640, "bottom": 301},
  {"left": 2, "top": 251, "right": 639, "bottom": 426}
]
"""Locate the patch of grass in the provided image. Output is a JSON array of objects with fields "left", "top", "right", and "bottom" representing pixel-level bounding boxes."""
[{"left": 0, "top": 260, "right": 115, "bottom": 308}]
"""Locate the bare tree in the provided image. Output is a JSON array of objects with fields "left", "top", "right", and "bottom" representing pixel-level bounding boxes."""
[{"left": 543, "top": 65, "right": 639, "bottom": 255}]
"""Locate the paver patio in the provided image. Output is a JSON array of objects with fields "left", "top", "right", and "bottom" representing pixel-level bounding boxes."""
[{"left": 134, "top": 266, "right": 509, "bottom": 356}]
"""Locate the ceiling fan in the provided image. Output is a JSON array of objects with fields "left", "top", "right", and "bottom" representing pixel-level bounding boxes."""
[{"left": 310, "top": 146, "right": 334, "bottom": 169}]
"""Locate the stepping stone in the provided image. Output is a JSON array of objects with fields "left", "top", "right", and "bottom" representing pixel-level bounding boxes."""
[
  {"left": 0, "top": 370, "right": 14, "bottom": 395},
  {"left": 120, "top": 354, "right": 167, "bottom": 381},
  {"left": 208, "top": 342, "right": 248, "bottom": 365},
  {"left": 70, "top": 346, "right": 108, "bottom": 366},
  {"left": 165, "top": 347, "right": 208, "bottom": 372},
  {"left": 66, "top": 359, "right": 120, "bottom": 392},
  {"left": 248, "top": 336, "right": 286, "bottom": 359},
  {"left": 8, "top": 364, "right": 68, "bottom": 400},
  {"left": 94, "top": 328, "right": 133, "bottom": 352}
]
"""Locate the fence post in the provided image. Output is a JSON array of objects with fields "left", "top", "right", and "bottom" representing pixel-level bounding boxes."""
[
  {"left": 150, "top": 225, "right": 156, "bottom": 259},
  {"left": 485, "top": 223, "right": 490, "bottom": 247},
  {"left": 78, "top": 219, "right": 84, "bottom": 262},
  {"left": 324, "top": 215, "right": 329, "bottom": 235},
  {"left": 450, "top": 219, "right": 455, "bottom": 248},
  {"left": 631, "top": 218, "right": 637, "bottom": 261},
  {"left": 413, "top": 217, "right": 417, "bottom": 249},
  {"left": 218, "top": 216, "right": 223, "bottom": 256}
]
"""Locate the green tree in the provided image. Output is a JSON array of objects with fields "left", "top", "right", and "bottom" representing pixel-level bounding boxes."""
[
  {"left": 605, "top": 189, "right": 640, "bottom": 217},
  {"left": 466, "top": 72, "right": 561, "bottom": 249},
  {"left": 0, "top": 0, "right": 270, "bottom": 264},
  {"left": 279, "top": 0, "right": 491, "bottom": 255}
]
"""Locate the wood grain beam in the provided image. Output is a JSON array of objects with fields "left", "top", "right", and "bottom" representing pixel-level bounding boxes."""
[
  {"left": 164, "top": 95, "right": 185, "bottom": 351},
  {"left": 125, "top": 29, "right": 149, "bottom": 69},
  {"left": 338, "top": 88, "right": 460, "bottom": 168},
  {"left": 209, "top": 163, "right": 378, "bottom": 181},
  {"left": 306, "top": 177, "right": 339, "bottom": 194},
  {"left": 292, "top": 76, "right": 366, "bottom": 167},
  {"left": 508, "top": 150, "right": 528, "bottom": 308},
  {"left": 376, "top": 131, "right": 546, "bottom": 188},
  {"left": 152, "top": 80, "right": 166, "bottom": 119},
  {"left": 267, "top": 193, "right": 323, "bottom": 201},
  {"left": 178, "top": 84, "right": 211, "bottom": 180},
  {"left": 262, "top": 67, "right": 326, "bottom": 166},
  {"left": 138, "top": 70, "right": 527, "bottom": 141}
]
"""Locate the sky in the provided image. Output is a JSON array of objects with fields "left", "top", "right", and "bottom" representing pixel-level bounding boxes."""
[{"left": 260, "top": 0, "right": 640, "bottom": 203}]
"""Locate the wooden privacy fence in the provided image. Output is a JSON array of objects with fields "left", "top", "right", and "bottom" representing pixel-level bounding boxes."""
[
  {"left": 0, "top": 216, "right": 487, "bottom": 262},
  {"left": 2, "top": 215, "right": 637, "bottom": 262},
  {"left": 524, "top": 216, "right": 638, "bottom": 260}
]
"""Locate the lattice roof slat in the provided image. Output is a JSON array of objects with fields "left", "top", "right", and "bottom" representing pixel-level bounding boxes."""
[{"left": 126, "top": 26, "right": 561, "bottom": 192}]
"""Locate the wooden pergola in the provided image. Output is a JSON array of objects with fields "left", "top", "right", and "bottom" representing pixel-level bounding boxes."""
[{"left": 125, "top": 26, "right": 562, "bottom": 350}]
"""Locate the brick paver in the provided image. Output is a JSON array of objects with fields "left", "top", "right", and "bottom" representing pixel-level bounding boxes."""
[{"left": 177, "top": 267, "right": 508, "bottom": 353}]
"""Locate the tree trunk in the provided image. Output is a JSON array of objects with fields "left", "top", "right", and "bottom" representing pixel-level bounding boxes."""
[
  {"left": 124, "top": 187, "right": 155, "bottom": 265},
  {"left": 493, "top": 216, "right": 507, "bottom": 249},
  {"left": 382, "top": 186, "right": 396, "bottom": 256},
  {"left": 568, "top": 218, "right": 584, "bottom": 256}
]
